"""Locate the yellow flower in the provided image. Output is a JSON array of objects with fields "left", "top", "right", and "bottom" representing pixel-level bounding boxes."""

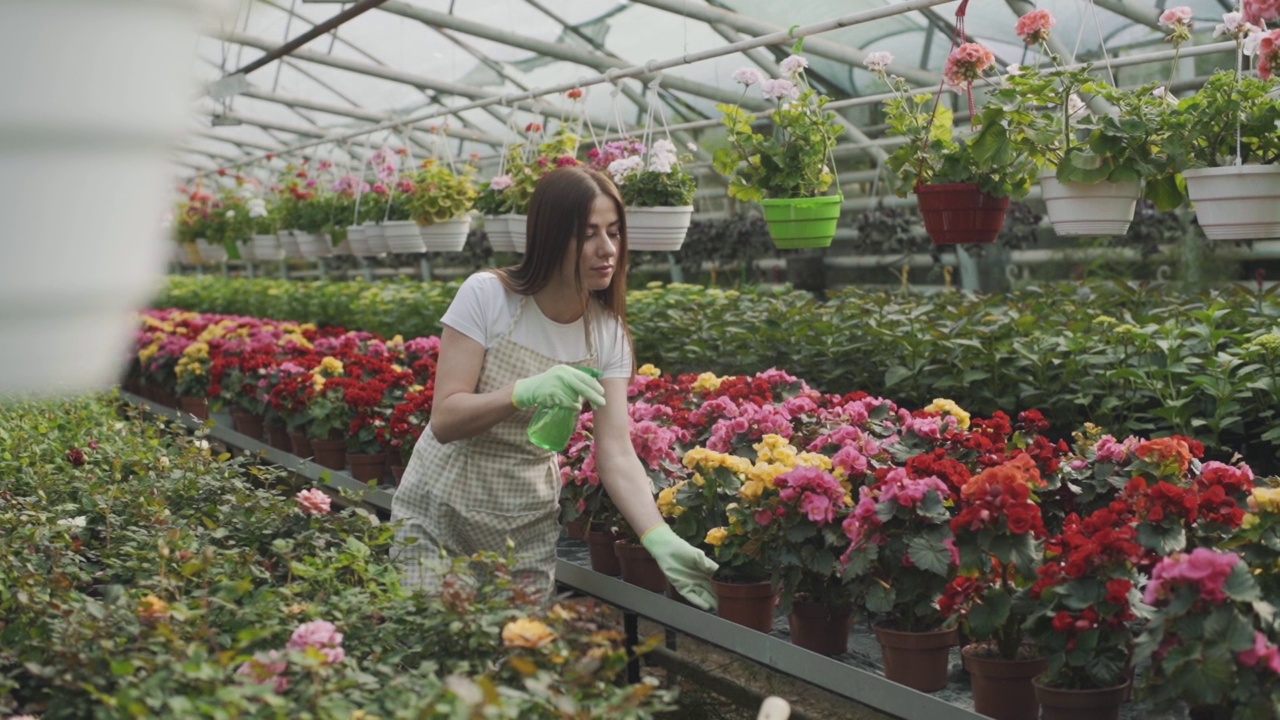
[
  {"left": 318, "top": 356, "right": 344, "bottom": 376},
  {"left": 408, "top": 384, "right": 425, "bottom": 394},
  {"left": 724, "top": 455, "right": 753, "bottom": 476},
  {"left": 691, "top": 372, "right": 724, "bottom": 393},
  {"left": 1242, "top": 513, "right": 1260, "bottom": 530},
  {"left": 312, "top": 375, "right": 326, "bottom": 391},
  {"left": 704, "top": 527, "right": 728, "bottom": 546},
  {"left": 657, "top": 483, "right": 685, "bottom": 517},
  {"left": 637, "top": 363, "right": 661, "bottom": 378},
  {"left": 771, "top": 446, "right": 798, "bottom": 467},
  {"left": 138, "top": 341, "right": 161, "bottom": 364},
  {"left": 691, "top": 472, "right": 705, "bottom": 487},
  {"left": 1250, "top": 487, "right": 1280, "bottom": 513},
  {"left": 923, "top": 398, "right": 971, "bottom": 429},
  {"left": 747, "top": 461, "right": 788, "bottom": 488},
  {"left": 1092, "top": 315, "right": 1119, "bottom": 326},
  {"left": 797, "top": 452, "right": 832, "bottom": 470},
  {"left": 739, "top": 479, "right": 765, "bottom": 503},
  {"left": 502, "top": 618, "right": 557, "bottom": 649},
  {"left": 138, "top": 595, "right": 170, "bottom": 623}
]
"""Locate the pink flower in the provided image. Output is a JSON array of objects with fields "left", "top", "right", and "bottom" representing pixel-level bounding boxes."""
[
  {"left": 754, "top": 508, "right": 775, "bottom": 526},
  {"left": 1159, "top": 6, "right": 1194, "bottom": 28},
  {"left": 1259, "top": 29, "right": 1280, "bottom": 79},
  {"left": 864, "top": 51, "right": 894, "bottom": 73},
  {"left": 1144, "top": 548, "right": 1241, "bottom": 605},
  {"left": 1245, "top": 0, "right": 1280, "bottom": 24},
  {"left": 779, "top": 54, "right": 809, "bottom": 76},
  {"left": 1015, "top": 9, "right": 1056, "bottom": 44},
  {"left": 731, "top": 67, "right": 766, "bottom": 87},
  {"left": 488, "top": 174, "right": 513, "bottom": 191},
  {"left": 295, "top": 488, "right": 331, "bottom": 515},
  {"left": 1094, "top": 435, "right": 1137, "bottom": 464},
  {"left": 761, "top": 78, "right": 800, "bottom": 102},
  {"left": 287, "top": 620, "right": 346, "bottom": 665},
  {"left": 800, "top": 492, "right": 835, "bottom": 524},
  {"left": 943, "top": 42, "right": 995, "bottom": 88},
  {"left": 237, "top": 649, "right": 289, "bottom": 692}
]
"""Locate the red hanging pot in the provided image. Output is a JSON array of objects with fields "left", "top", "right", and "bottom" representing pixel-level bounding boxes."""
[{"left": 915, "top": 183, "right": 1009, "bottom": 245}]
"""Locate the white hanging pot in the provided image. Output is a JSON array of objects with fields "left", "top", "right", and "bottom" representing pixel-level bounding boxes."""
[
  {"left": 278, "top": 230, "right": 304, "bottom": 259},
  {"left": 252, "top": 233, "right": 285, "bottom": 262},
  {"left": 235, "top": 238, "right": 254, "bottom": 262},
  {"left": 346, "top": 225, "right": 371, "bottom": 257},
  {"left": 295, "top": 231, "right": 331, "bottom": 258},
  {"left": 1040, "top": 174, "right": 1141, "bottom": 237},
  {"left": 625, "top": 206, "right": 694, "bottom": 251},
  {"left": 329, "top": 233, "right": 351, "bottom": 256},
  {"left": 382, "top": 220, "right": 427, "bottom": 254},
  {"left": 0, "top": 0, "right": 236, "bottom": 395},
  {"left": 366, "top": 223, "right": 390, "bottom": 255},
  {"left": 195, "top": 238, "right": 227, "bottom": 264},
  {"left": 419, "top": 216, "right": 472, "bottom": 253},
  {"left": 484, "top": 215, "right": 515, "bottom": 253},
  {"left": 506, "top": 213, "right": 529, "bottom": 254},
  {"left": 1182, "top": 164, "right": 1280, "bottom": 240}
]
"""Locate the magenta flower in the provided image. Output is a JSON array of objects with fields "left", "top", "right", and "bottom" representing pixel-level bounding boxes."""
[
  {"left": 1144, "top": 548, "right": 1241, "bottom": 604},
  {"left": 287, "top": 620, "right": 346, "bottom": 665}
]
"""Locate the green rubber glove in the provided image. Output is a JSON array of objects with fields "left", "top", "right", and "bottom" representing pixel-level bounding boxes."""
[
  {"left": 641, "top": 524, "right": 718, "bottom": 611},
  {"left": 512, "top": 364, "right": 606, "bottom": 410}
]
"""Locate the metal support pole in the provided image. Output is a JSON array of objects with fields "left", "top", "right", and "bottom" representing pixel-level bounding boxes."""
[
  {"left": 358, "top": 256, "right": 374, "bottom": 282},
  {"left": 317, "top": 257, "right": 328, "bottom": 280},
  {"left": 623, "top": 611, "right": 641, "bottom": 684},
  {"left": 419, "top": 255, "right": 433, "bottom": 282},
  {"left": 281, "top": 260, "right": 289, "bottom": 280},
  {"left": 246, "top": 260, "right": 256, "bottom": 279},
  {"left": 664, "top": 626, "right": 678, "bottom": 651}
]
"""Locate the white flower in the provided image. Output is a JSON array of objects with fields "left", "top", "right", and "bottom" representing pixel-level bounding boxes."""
[
  {"left": 651, "top": 139, "right": 677, "bottom": 158},
  {"left": 445, "top": 674, "right": 484, "bottom": 706},
  {"left": 648, "top": 154, "right": 674, "bottom": 174},
  {"left": 607, "top": 156, "right": 644, "bottom": 183},
  {"left": 247, "top": 198, "right": 268, "bottom": 219},
  {"left": 237, "top": 185, "right": 257, "bottom": 199},
  {"left": 194, "top": 439, "right": 210, "bottom": 452},
  {"left": 760, "top": 77, "right": 800, "bottom": 102},
  {"left": 1152, "top": 86, "right": 1177, "bottom": 103},
  {"left": 225, "top": 210, "right": 236, "bottom": 219},
  {"left": 1243, "top": 26, "right": 1265, "bottom": 57},
  {"left": 1067, "top": 94, "right": 1089, "bottom": 118},
  {"left": 1006, "top": 64, "right": 1024, "bottom": 76},
  {"left": 58, "top": 516, "right": 87, "bottom": 528},
  {"left": 686, "top": 141, "right": 698, "bottom": 152},
  {"left": 158, "top": 455, "right": 170, "bottom": 469},
  {"left": 731, "top": 67, "right": 766, "bottom": 87},
  {"left": 864, "top": 51, "right": 894, "bottom": 73},
  {"left": 1215, "top": 11, "right": 1243, "bottom": 37},
  {"left": 779, "top": 54, "right": 809, "bottom": 76}
]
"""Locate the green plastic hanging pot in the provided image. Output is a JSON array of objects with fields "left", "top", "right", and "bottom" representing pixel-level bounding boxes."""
[{"left": 758, "top": 194, "right": 843, "bottom": 249}]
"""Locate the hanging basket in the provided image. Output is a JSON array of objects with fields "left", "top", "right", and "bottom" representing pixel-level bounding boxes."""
[
  {"left": 759, "top": 195, "right": 842, "bottom": 249},
  {"left": 381, "top": 220, "right": 426, "bottom": 254},
  {"left": 1041, "top": 174, "right": 1141, "bottom": 237},
  {"left": 626, "top": 206, "right": 694, "bottom": 252},
  {"left": 1182, "top": 164, "right": 1280, "bottom": 241},
  {"left": 250, "top": 234, "right": 284, "bottom": 261},
  {"left": 916, "top": 183, "right": 1010, "bottom": 245},
  {"left": 418, "top": 216, "right": 472, "bottom": 253},
  {"left": 277, "top": 230, "right": 304, "bottom": 259},
  {"left": 484, "top": 215, "right": 514, "bottom": 253},
  {"left": 345, "top": 225, "right": 371, "bottom": 257},
  {"left": 365, "top": 223, "right": 390, "bottom": 255},
  {"left": 294, "top": 231, "right": 331, "bottom": 258},
  {"left": 195, "top": 237, "right": 227, "bottom": 263},
  {"left": 0, "top": 0, "right": 236, "bottom": 396}
]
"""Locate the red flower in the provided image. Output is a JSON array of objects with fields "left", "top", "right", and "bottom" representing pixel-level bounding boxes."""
[
  {"left": 1105, "top": 578, "right": 1132, "bottom": 606},
  {"left": 66, "top": 447, "right": 87, "bottom": 466},
  {"left": 566, "top": 87, "right": 584, "bottom": 100},
  {"left": 1052, "top": 611, "right": 1074, "bottom": 634}
]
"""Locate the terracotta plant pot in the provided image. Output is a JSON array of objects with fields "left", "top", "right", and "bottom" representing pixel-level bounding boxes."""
[
  {"left": 713, "top": 578, "right": 776, "bottom": 633},
  {"left": 310, "top": 438, "right": 347, "bottom": 471},
  {"left": 564, "top": 516, "right": 588, "bottom": 540},
  {"left": 346, "top": 452, "right": 387, "bottom": 483},
  {"left": 266, "top": 422, "right": 292, "bottom": 453},
  {"left": 389, "top": 463, "right": 407, "bottom": 486},
  {"left": 872, "top": 623, "right": 958, "bottom": 693},
  {"left": 789, "top": 599, "right": 853, "bottom": 656},
  {"left": 229, "top": 408, "right": 265, "bottom": 441},
  {"left": 586, "top": 527, "right": 622, "bottom": 576},
  {"left": 614, "top": 540, "right": 667, "bottom": 592},
  {"left": 963, "top": 644, "right": 1048, "bottom": 720},
  {"left": 178, "top": 395, "right": 208, "bottom": 421},
  {"left": 288, "top": 431, "right": 314, "bottom": 459},
  {"left": 1033, "top": 677, "right": 1130, "bottom": 720},
  {"left": 915, "top": 182, "right": 1010, "bottom": 245}
]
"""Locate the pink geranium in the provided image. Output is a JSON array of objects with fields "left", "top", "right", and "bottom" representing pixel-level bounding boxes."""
[
  {"left": 295, "top": 488, "right": 331, "bottom": 515},
  {"left": 943, "top": 42, "right": 995, "bottom": 88},
  {"left": 287, "top": 620, "right": 346, "bottom": 665},
  {"left": 1259, "top": 29, "right": 1280, "bottom": 79},
  {"left": 1016, "top": 9, "right": 1056, "bottom": 44},
  {"left": 1159, "top": 6, "right": 1194, "bottom": 28},
  {"left": 1244, "top": 0, "right": 1280, "bottom": 24},
  {"left": 1144, "top": 548, "right": 1241, "bottom": 604}
]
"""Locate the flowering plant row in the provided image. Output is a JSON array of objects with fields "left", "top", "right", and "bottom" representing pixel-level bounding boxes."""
[
  {"left": 558, "top": 362, "right": 1280, "bottom": 711},
  {"left": 131, "top": 309, "right": 438, "bottom": 463}
]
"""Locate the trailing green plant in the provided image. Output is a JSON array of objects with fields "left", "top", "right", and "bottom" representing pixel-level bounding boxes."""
[{"left": 407, "top": 158, "right": 478, "bottom": 225}]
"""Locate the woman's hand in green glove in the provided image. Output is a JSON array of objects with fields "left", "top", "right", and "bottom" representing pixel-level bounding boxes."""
[
  {"left": 641, "top": 524, "right": 719, "bottom": 610},
  {"left": 512, "top": 364, "right": 606, "bottom": 410}
]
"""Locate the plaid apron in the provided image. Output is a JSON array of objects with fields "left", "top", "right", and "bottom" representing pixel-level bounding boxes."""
[{"left": 391, "top": 295, "right": 597, "bottom": 598}]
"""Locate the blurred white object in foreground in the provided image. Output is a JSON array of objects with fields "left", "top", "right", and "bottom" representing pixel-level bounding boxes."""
[{"left": 0, "top": 0, "right": 237, "bottom": 397}]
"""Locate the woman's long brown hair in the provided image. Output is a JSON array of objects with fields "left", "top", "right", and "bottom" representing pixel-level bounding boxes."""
[{"left": 492, "top": 167, "right": 632, "bottom": 365}]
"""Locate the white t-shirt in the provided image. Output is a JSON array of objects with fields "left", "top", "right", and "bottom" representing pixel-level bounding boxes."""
[{"left": 441, "top": 272, "right": 633, "bottom": 380}]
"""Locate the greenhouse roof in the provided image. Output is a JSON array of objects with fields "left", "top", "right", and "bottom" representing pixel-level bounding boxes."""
[{"left": 185, "top": 0, "right": 1242, "bottom": 185}]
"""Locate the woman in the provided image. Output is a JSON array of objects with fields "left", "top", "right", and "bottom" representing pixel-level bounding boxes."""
[{"left": 391, "top": 166, "right": 718, "bottom": 609}]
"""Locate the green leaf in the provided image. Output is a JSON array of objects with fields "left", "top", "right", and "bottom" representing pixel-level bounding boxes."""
[
  {"left": 907, "top": 537, "right": 952, "bottom": 576},
  {"left": 865, "top": 582, "right": 895, "bottom": 613},
  {"left": 966, "top": 588, "right": 1012, "bottom": 639}
]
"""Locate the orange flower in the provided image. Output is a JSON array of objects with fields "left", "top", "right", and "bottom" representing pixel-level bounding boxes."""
[
  {"left": 1134, "top": 437, "right": 1192, "bottom": 474},
  {"left": 138, "top": 595, "right": 170, "bottom": 623},
  {"left": 502, "top": 618, "right": 557, "bottom": 649}
]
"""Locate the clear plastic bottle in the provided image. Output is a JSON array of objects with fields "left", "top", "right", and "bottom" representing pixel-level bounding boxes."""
[{"left": 526, "top": 366, "right": 602, "bottom": 452}]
